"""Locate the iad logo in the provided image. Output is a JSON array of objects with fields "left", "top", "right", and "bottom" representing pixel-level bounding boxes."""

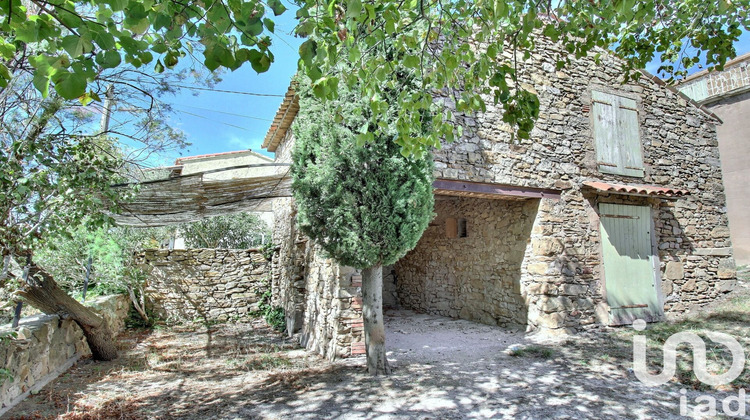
[
  {"left": 632, "top": 319, "right": 748, "bottom": 417},
  {"left": 632, "top": 319, "right": 745, "bottom": 387}
]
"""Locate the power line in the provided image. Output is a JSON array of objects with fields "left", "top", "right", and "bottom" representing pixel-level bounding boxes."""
[
  {"left": 175, "top": 109, "right": 252, "bottom": 131},
  {"left": 172, "top": 84, "right": 285, "bottom": 97},
  {"left": 135, "top": 80, "right": 285, "bottom": 97},
  {"left": 172, "top": 103, "right": 273, "bottom": 122}
]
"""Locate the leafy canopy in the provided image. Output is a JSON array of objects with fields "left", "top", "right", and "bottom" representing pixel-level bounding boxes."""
[
  {"left": 291, "top": 67, "right": 434, "bottom": 268},
  {"left": 4, "top": 0, "right": 747, "bottom": 158},
  {"left": 294, "top": 0, "right": 749, "bottom": 155},
  {"left": 0, "top": 97, "right": 126, "bottom": 255},
  {"left": 33, "top": 223, "right": 171, "bottom": 295},
  {"left": 0, "top": 0, "right": 283, "bottom": 100}
]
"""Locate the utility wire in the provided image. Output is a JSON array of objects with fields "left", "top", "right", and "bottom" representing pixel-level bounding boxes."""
[
  {"left": 135, "top": 80, "right": 285, "bottom": 97},
  {"left": 172, "top": 103, "right": 273, "bottom": 121},
  {"left": 176, "top": 109, "right": 252, "bottom": 131}
]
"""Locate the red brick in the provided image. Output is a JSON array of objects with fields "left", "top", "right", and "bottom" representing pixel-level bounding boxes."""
[
  {"left": 351, "top": 342, "right": 366, "bottom": 355},
  {"left": 351, "top": 274, "right": 362, "bottom": 287}
]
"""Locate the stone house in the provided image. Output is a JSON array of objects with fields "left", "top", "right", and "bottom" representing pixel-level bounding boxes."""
[
  {"left": 677, "top": 53, "right": 750, "bottom": 265},
  {"left": 262, "top": 39, "right": 737, "bottom": 360}
]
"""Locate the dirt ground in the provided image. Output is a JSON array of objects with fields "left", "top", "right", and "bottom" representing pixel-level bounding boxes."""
[{"left": 4, "top": 282, "right": 750, "bottom": 420}]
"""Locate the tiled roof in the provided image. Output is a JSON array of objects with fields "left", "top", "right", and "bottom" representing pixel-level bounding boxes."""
[
  {"left": 582, "top": 181, "right": 690, "bottom": 198},
  {"left": 262, "top": 82, "right": 299, "bottom": 152}
]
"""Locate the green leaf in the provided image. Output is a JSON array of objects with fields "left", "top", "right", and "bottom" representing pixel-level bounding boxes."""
[
  {"left": 263, "top": 18, "right": 275, "bottom": 32},
  {"left": 248, "top": 50, "right": 271, "bottom": 73},
  {"left": 62, "top": 35, "right": 86, "bottom": 57},
  {"left": 0, "top": 63, "right": 9, "bottom": 88},
  {"left": 299, "top": 40, "right": 317, "bottom": 66},
  {"left": 164, "top": 51, "right": 178, "bottom": 69},
  {"left": 403, "top": 54, "right": 419, "bottom": 69},
  {"left": 15, "top": 20, "right": 40, "bottom": 42},
  {"left": 92, "top": 30, "right": 116, "bottom": 50},
  {"left": 347, "top": 0, "right": 363, "bottom": 19},
  {"left": 95, "top": 50, "right": 121, "bottom": 68},
  {"left": 52, "top": 71, "right": 87, "bottom": 99},
  {"left": 154, "top": 59, "right": 165, "bottom": 73},
  {"left": 247, "top": 18, "right": 264, "bottom": 36},
  {"left": 105, "top": 0, "right": 128, "bottom": 11},
  {"left": 0, "top": 41, "right": 17, "bottom": 59},
  {"left": 153, "top": 13, "right": 172, "bottom": 31},
  {"left": 267, "top": 0, "right": 287, "bottom": 16},
  {"left": 151, "top": 43, "right": 168, "bottom": 54}
]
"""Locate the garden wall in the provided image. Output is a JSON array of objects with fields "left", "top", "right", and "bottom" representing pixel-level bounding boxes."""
[
  {"left": 135, "top": 248, "right": 271, "bottom": 323},
  {"left": 0, "top": 294, "right": 130, "bottom": 416}
]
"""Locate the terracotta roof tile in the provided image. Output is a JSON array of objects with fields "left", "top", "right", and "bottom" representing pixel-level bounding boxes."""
[{"left": 583, "top": 181, "right": 690, "bottom": 198}]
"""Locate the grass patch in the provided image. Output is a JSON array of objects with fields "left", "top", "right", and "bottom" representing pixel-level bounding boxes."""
[
  {"left": 611, "top": 290, "right": 750, "bottom": 390},
  {"left": 509, "top": 345, "right": 555, "bottom": 359},
  {"left": 228, "top": 354, "right": 292, "bottom": 371}
]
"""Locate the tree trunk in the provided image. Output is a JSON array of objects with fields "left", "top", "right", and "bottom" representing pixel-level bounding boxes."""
[
  {"left": 128, "top": 285, "right": 149, "bottom": 322},
  {"left": 17, "top": 263, "right": 118, "bottom": 361},
  {"left": 361, "top": 264, "right": 390, "bottom": 375}
]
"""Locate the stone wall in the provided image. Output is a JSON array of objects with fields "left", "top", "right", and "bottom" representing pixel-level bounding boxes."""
[
  {"left": 0, "top": 295, "right": 130, "bottom": 415},
  {"left": 135, "top": 248, "right": 270, "bottom": 323},
  {"left": 396, "top": 197, "right": 537, "bottom": 327},
  {"left": 264, "top": 36, "right": 736, "bottom": 346},
  {"left": 429, "top": 37, "right": 735, "bottom": 332}
]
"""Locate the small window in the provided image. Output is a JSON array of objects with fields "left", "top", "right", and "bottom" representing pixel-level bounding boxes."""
[
  {"left": 592, "top": 90, "right": 644, "bottom": 177},
  {"left": 457, "top": 218, "right": 467, "bottom": 238}
]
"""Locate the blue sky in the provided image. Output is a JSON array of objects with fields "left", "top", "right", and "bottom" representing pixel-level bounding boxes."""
[
  {"left": 156, "top": 19, "right": 750, "bottom": 165},
  {"left": 160, "top": 6, "right": 303, "bottom": 164}
]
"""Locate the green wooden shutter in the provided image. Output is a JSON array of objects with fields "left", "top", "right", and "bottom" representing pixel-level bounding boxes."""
[
  {"left": 592, "top": 91, "right": 620, "bottom": 172},
  {"left": 616, "top": 96, "right": 644, "bottom": 177},
  {"left": 592, "top": 90, "right": 644, "bottom": 177}
]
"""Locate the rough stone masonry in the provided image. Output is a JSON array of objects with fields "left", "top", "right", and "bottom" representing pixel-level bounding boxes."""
[
  {"left": 135, "top": 248, "right": 270, "bottom": 323},
  {"left": 262, "top": 34, "right": 737, "bottom": 359}
]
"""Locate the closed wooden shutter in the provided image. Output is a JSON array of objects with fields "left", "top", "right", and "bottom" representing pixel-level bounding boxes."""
[{"left": 592, "top": 91, "right": 644, "bottom": 177}]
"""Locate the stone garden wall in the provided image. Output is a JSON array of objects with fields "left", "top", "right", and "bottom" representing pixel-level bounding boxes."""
[
  {"left": 0, "top": 294, "right": 130, "bottom": 416},
  {"left": 135, "top": 248, "right": 270, "bottom": 323},
  {"left": 396, "top": 197, "right": 537, "bottom": 327}
]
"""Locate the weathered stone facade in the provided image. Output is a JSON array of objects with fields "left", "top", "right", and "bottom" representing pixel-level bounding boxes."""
[
  {"left": 262, "top": 35, "right": 736, "bottom": 356},
  {"left": 0, "top": 295, "right": 130, "bottom": 415},
  {"left": 135, "top": 248, "right": 269, "bottom": 323},
  {"left": 424, "top": 40, "right": 735, "bottom": 332}
]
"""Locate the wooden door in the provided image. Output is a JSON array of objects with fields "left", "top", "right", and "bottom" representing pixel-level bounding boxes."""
[{"left": 599, "top": 203, "right": 662, "bottom": 325}]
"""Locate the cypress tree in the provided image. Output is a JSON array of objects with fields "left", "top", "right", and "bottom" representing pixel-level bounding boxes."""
[{"left": 291, "top": 76, "right": 434, "bottom": 375}]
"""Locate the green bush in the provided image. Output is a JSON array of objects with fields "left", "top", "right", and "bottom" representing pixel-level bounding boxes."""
[{"left": 252, "top": 287, "right": 285, "bottom": 332}]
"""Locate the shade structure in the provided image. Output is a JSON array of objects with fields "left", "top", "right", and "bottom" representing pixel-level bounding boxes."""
[{"left": 112, "top": 163, "right": 292, "bottom": 227}]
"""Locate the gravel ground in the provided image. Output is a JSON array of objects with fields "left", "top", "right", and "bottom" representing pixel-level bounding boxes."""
[{"left": 4, "top": 308, "right": 748, "bottom": 419}]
